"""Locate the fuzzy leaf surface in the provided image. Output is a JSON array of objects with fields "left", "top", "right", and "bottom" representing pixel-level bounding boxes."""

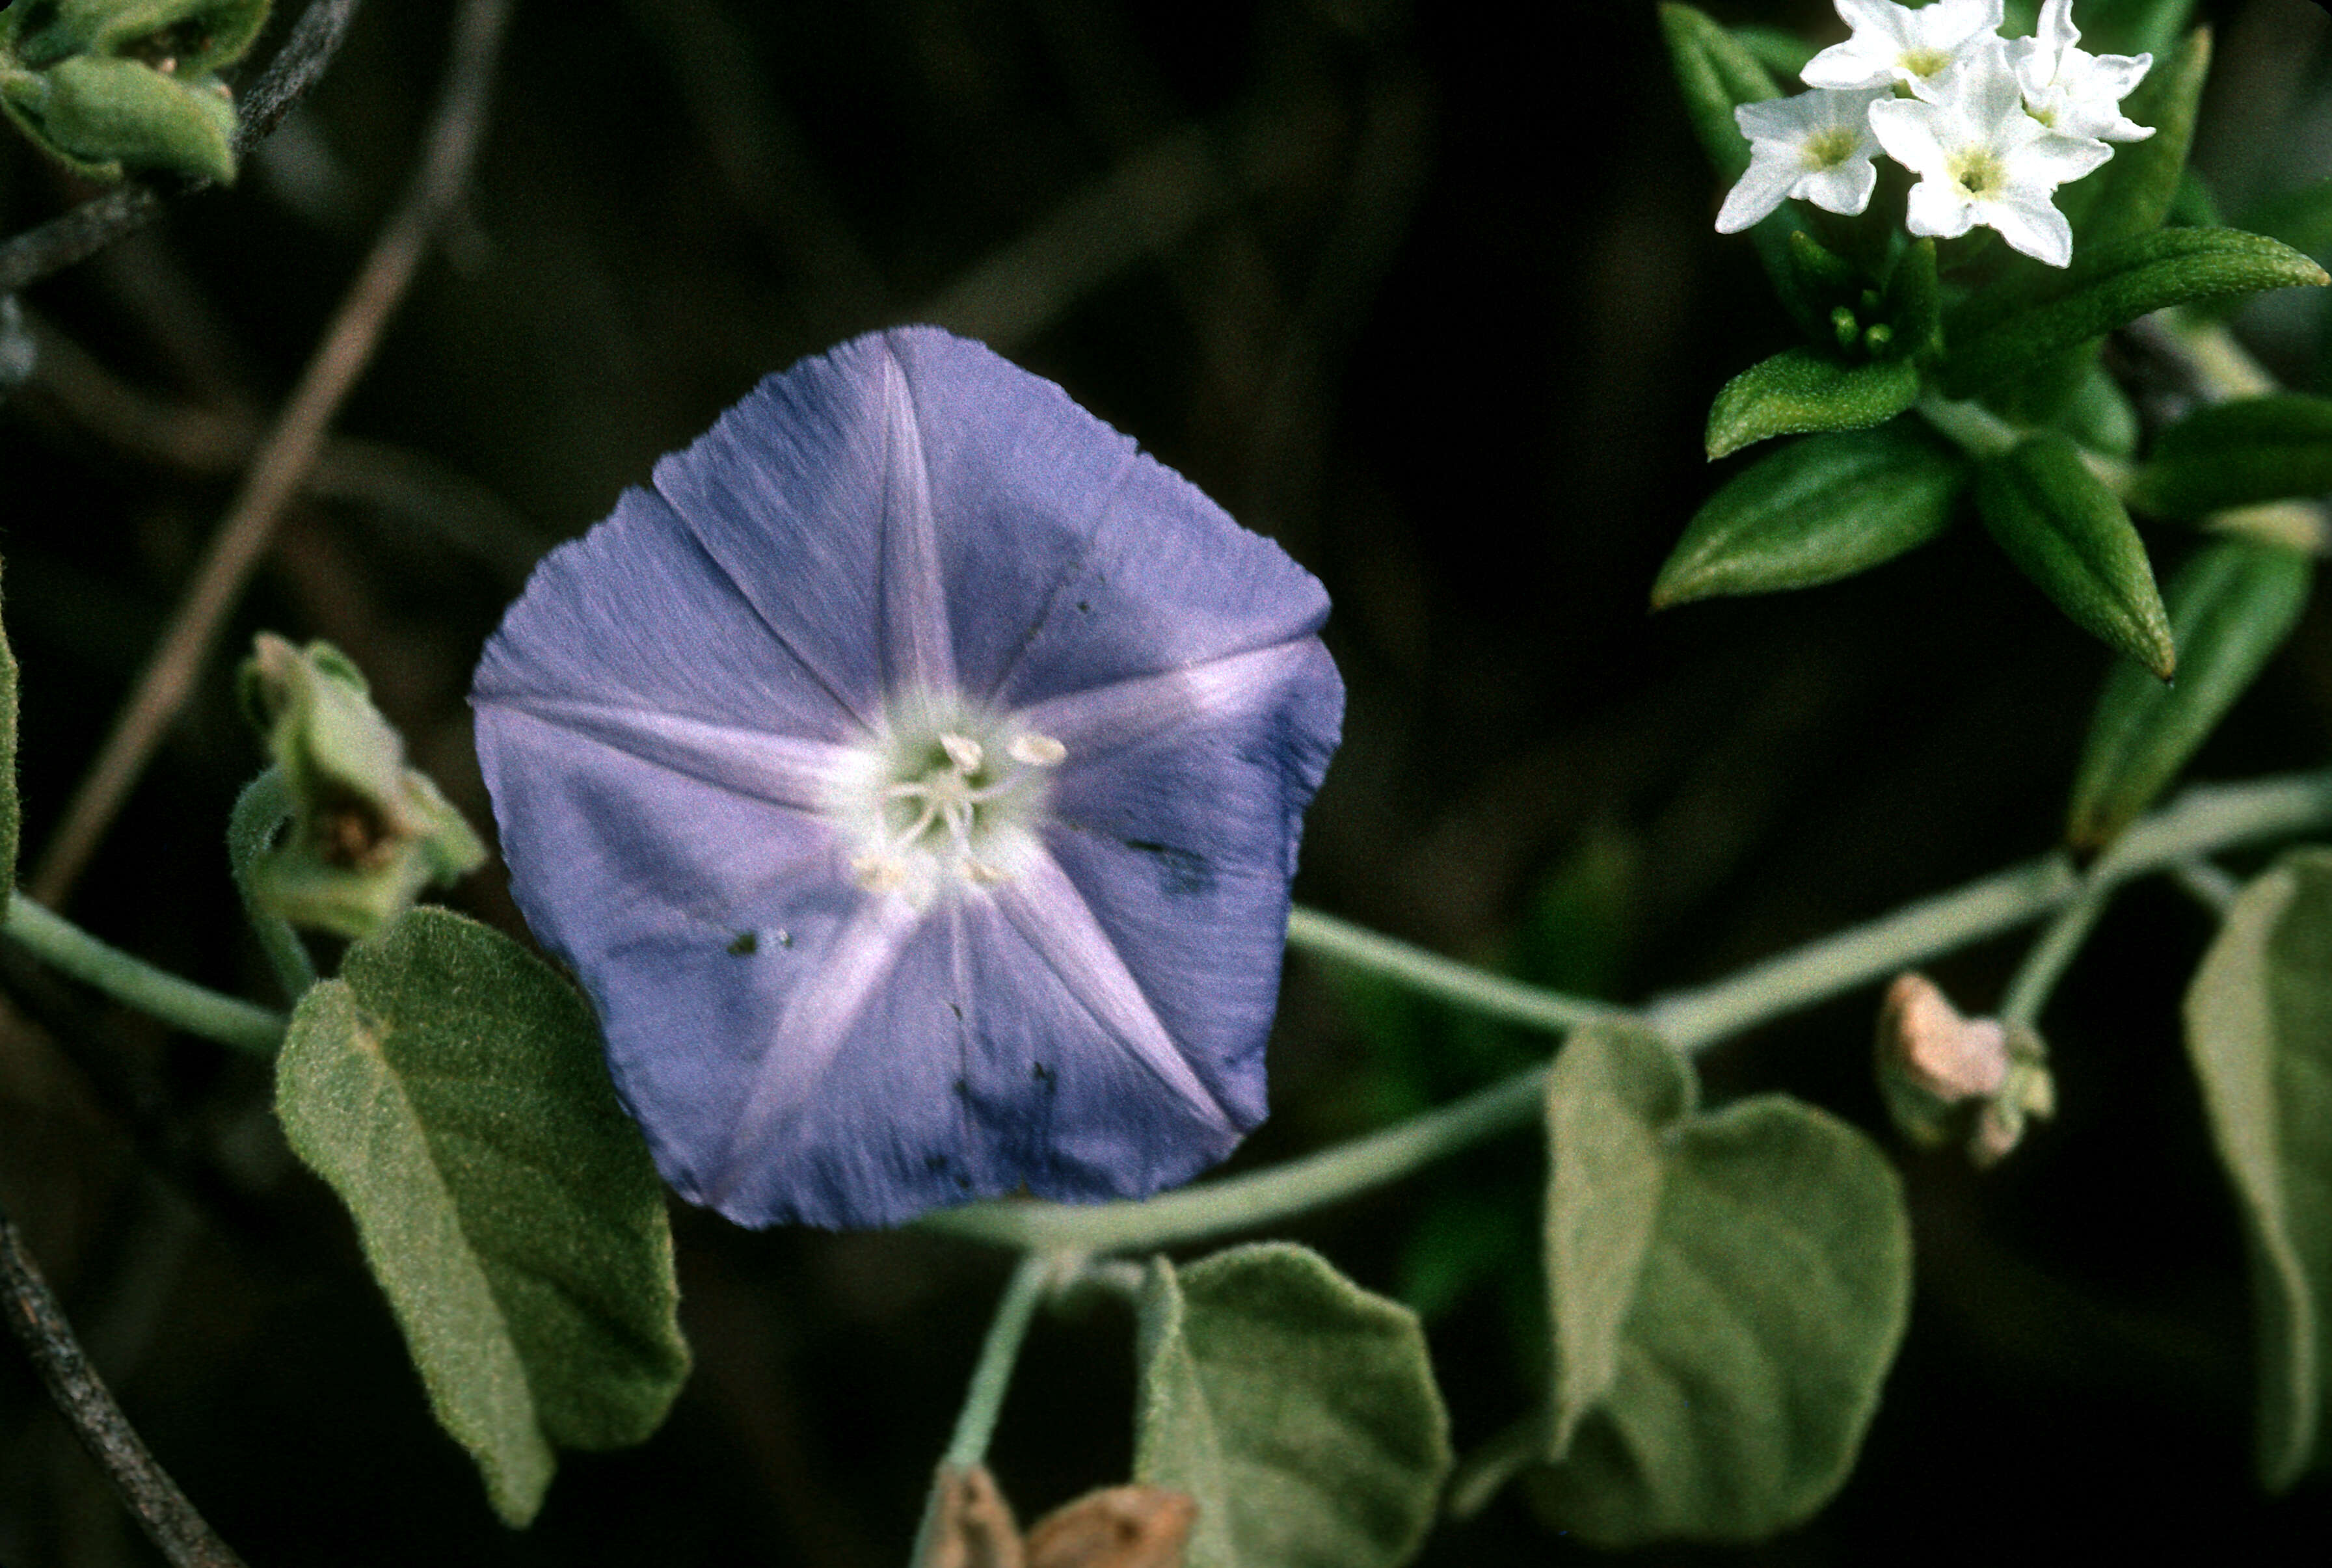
[
  {"left": 1941, "top": 229, "right": 2327, "bottom": 399},
  {"left": 1976, "top": 433, "right": 2176, "bottom": 676},
  {"left": 1655, "top": 426, "right": 1965, "bottom": 607},
  {"left": 2068, "top": 540, "right": 2312, "bottom": 851},
  {"left": 2132, "top": 395, "right": 2332, "bottom": 518},
  {"left": 1530, "top": 1094, "right": 1911, "bottom": 1546},
  {"left": 275, "top": 907, "right": 690, "bottom": 1526},
  {"left": 2184, "top": 851, "right": 2332, "bottom": 1489},
  {"left": 1705, "top": 350, "right": 1920, "bottom": 461},
  {"left": 1134, "top": 1242, "right": 1451, "bottom": 1568}
]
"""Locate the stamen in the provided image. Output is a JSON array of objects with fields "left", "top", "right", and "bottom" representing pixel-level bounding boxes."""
[
  {"left": 1008, "top": 733, "right": 1066, "bottom": 766},
  {"left": 851, "top": 853, "right": 908, "bottom": 892},
  {"left": 941, "top": 733, "right": 984, "bottom": 772}
]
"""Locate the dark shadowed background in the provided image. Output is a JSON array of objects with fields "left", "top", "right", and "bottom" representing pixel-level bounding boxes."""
[{"left": 5, "top": 0, "right": 2332, "bottom": 1561}]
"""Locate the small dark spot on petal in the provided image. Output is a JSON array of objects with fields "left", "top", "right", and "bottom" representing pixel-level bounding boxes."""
[
  {"left": 1032, "top": 1061, "right": 1054, "bottom": 1085},
  {"left": 727, "top": 931, "right": 758, "bottom": 955},
  {"left": 926, "top": 1154, "right": 948, "bottom": 1171},
  {"left": 1076, "top": 600, "right": 1091, "bottom": 613},
  {"left": 1123, "top": 839, "right": 1214, "bottom": 896},
  {"left": 954, "top": 1078, "right": 970, "bottom": 1097},
  {"left": 955, "top": 1174, "right": 972, "bottom": 1190},
  {"left": 948, "top": 1000, "right": 963, "bottom": 1019}
]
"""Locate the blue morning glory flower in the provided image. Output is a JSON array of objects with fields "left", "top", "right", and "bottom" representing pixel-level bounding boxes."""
[{"left": 470, "top": 327, "right": 1343, "bottom": 1229}]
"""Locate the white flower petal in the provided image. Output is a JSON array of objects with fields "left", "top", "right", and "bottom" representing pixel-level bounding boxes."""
[
  {"left": 2013, "top": 129, "right": 2114, "bottom": 191},
  {"left": 1717, "top": 148, "right": 1804, "bottom": 233},
  {"left": 1985, "top": 191, "right": 2076, "bottom": 267},
  {"left": 1868, "top": 95, "right": 1948, "bottom": 175},
  {"left": 1796, "top": 155, "right": 1879, "bottom": 217},
  {"left": 1905, "top": 178, "right": 1979, "bottom": 239},
  {"left": 1802, "top": 42, "right": 1895, "bottom": 91}
]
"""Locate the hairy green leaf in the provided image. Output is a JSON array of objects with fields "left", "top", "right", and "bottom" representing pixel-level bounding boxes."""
[
  {"left": 2082, "top": 0, "right": 2201, "bottom": 59},
  {"left": 2184, "top": 850, "right": 2332, "bottom": 1489},
  {"left": 2064, "top": 358, "right": 2141, "bottom": 459},
  {"left": 1, "top": 1, "right": 271, "bottom": 74},
  {"left": 1942, "top": 229, "right": 2328, "bottom": 399},
  {"left": 1976, "top": 433, "right": 2176, "bottom": 676},
  {"left": 1706, "top": 349, "right": 1921, "bottom": 461},
  {"left": 1135, "top": 1243, "right": 1451, "bottom": 1568},
  {"left": 1530, "top": 1093, "right": 1912, "bottom": 1546},
  {"left": 1543, "top": 1022, "right": 1692, "bottom": 1456},
  {"left": 2132, "top": 395, "right": 2332, "bottom": 518},
  {"left": 1, "top": 559, "right": 16, "bottom": 897},
  {"left": 2069, "top": 542, "right": 2312, "bottom": 853},
  {"left": 1657, "top": 3, "right": 1778, "bottom": 183},
  {"left": 2, "top": 52, "right": 235, "bottom": 181},
  {"left": 1884, "top": 238, "right": 1942, "bottom": 362},
  {"left": 2061, "top": 29, "right": 2210, "bottom": 250},
  {"left": 1654, "top": 425, "right": 1966, "bottom": 607},
  {"left": 276, "top": 908, "right": 690, "bottom": 1526}
]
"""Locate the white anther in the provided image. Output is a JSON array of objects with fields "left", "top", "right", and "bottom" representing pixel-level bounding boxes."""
[
  {"left": 851, "top": 853, "right": 908, "bottom": 892},
  {"left": 941, "top": 733, "right": 984, "bottom": 773},
  {"left": 961, "top": 859, "right": 1013, "bottom": 885},
  {"left": 1008, "top": 732, "right": 1065, "bottom": 767}
]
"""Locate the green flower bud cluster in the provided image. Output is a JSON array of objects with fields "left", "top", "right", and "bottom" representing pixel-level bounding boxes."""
[
  {"left": 239, "top": 633, "right": 486, "bottom": 940},
  {"left": 0, "top": 0, "right": 271, "bottom": 183}
]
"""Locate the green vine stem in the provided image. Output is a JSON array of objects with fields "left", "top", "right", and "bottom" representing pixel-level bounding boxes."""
[
  {"left": 920, "top": 767, "right": 2332, "bottom": 1254},
  {"left": 227, "top": 769, "right": 319, "bottom": 1002},
  {"left": 1, "top": 894, "right": 286, "bottom": 1056},
  {"left": 942, "top": 1249, "right": 1059, "bottom": 1470}
]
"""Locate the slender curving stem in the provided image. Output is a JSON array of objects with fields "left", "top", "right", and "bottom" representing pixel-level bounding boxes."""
[
  {"left": 919, "top": 767, "right": 2332, "bottom": 1253},
  {"left": 1, "top": 893, "right": 287, "bottom": 1054}
]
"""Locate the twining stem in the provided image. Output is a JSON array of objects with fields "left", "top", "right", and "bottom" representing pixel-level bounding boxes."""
[
  {"left": 1, "top": 1203, "right": 250, "bottom": 1568},
  {"left": 226, "top": 770, "right": 319, "bottom": 1002},
  {"left": 1998, "top": 874, "right": 2113, "bottom": 1031},
  {"left": 1, "top": 893, "right": 286, "bottom": 1056},
  {"left": 942, "top": 1250, "right": 1059, "bottom": 1470},
  {"left": 920, "top": 767, "right": 2332, "bottom": 1253},
  {"left": 2170, "top": 857, "right": 2242, "bottom": 915},
  {"left": 1285, "top": 905, "right": 1618, "bottom": 1034}
]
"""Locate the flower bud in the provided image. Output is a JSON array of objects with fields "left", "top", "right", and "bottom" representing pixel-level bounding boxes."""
[
  {"left": 1875, "top": 972, "right": 2054, "bottom": 1164},
  {"left": 239, "top": 633, "right": 485, "bottom": 938},
  {"left": 0, "top": 0, "right": 271, "bottom": 183}
]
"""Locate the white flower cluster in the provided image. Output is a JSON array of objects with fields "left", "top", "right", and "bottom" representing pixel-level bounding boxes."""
[{"left": 1717, "top": 0, "right": 2153, "bottom": 269}]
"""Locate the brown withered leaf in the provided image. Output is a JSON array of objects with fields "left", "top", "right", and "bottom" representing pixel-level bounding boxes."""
[
  {"left": 914, "top": 1465, "right": 1026, "bottom": 1568},
  {"left": 1025, "top": 1485, "right": 1196, "bottom": 1568}
]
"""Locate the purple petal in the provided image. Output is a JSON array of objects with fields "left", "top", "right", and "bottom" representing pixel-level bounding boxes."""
[{"left": 474, "top": 486, "right": 859, "bottom": 744}]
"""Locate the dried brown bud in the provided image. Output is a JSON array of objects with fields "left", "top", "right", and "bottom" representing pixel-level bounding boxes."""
[
  {"left": 914, "top": 1465, "right": 1026, "bottom": 1568},
  {"left": 1880, "top": 972, "right": 2011, "bottom": 1102},
  {"left": 1026, "top": 1486, "right": 1196, "bottom": 1568}
]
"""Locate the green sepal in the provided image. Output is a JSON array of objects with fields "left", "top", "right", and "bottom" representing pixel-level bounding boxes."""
[
  {"left": 1529, "top": 1026, "right": 1912, "bottom": 1547},
  {"left": 2078, "top": 0, "right": 2200, "bottom": 59},
  {"left": 1, "top": 51, "right": 235, "bottom": 181},
  {"left": 1655, "top": 425, "right": 1966, "bottom": 607},
  {"left": 275, "top": 908, "right": 691, "bottom": 1526},
  {"left": 1705, "top": 349, "right": 1921, "bottom": 461},
  {"left": 1, "top": 0, "right": 271, "bottom": 75},
  {"left": 1940, "top": 229, "right": 2329, "bottom": 399},
  {"left": 1976, "top": 433, "right": 2177, "bottom": 676},
  {"left": 2067, "top": 540, "right": 2311, "bottom": 853},
  {"left": 2130, "top": 394, "right": 2332, "bottom": 517},
  {"left": 2184, "top": 850, "right": 2332, "bottom": 1489},
  {"left": 0, "top": 559, "right": 18, "bottom": 896},
  {"left": 1882, "top": 237, "right": 1942, "bottom": 362},
  {"left": 1134, "top": 1242, "right": 1453, "bottom": 1568},
  {"left": 2059, "top": 28, "right": 2211, "bottom": 250},
  {"left": 238, "top": 635, "right": 487, "bottom": 938}
]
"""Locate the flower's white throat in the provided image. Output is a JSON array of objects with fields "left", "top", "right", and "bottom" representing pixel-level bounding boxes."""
[{"left": 831, "top": 694, "right": 1064, "bottom": 901}]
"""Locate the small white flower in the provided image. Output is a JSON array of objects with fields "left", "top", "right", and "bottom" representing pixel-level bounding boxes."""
[
  {"left": 1869, "top": 37, "right": 2111, "bottom": 267},
  {"left": 1716, "top": 86, "right": 1892, "bottom": 233},
  {"left": 1803, "top": 0, "right": 2007, "bottom": 101},
  {"left": 2013, "top": 0, "right": 2154, "bottom": 142}
]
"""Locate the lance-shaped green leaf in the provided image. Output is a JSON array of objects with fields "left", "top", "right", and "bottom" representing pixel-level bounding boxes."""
[
  {"left": 1976, "top": 433, "right": 2177, "bottom": 676},
  {"left": 1530, "top": 1075, "right": 1912, "bottom": 1547},
  {"left": 1940, "top": 229, "right": 2328, "bottom": 399},
  {"left": 1, "top": 559, "right": 17, "bottom": 895},
  {"left": 1883, "top": 238, "right": 1941, "bottom": 362},
  {"left": 1134, "top": 1243, "right": 1451, "bottom": 1568},
  {"left": 275, "top": 908, "right": 691, "bottom": 1526},
  {"left": 2068, "top": 542, "right": 2311, "bottom": 853},
  {"left": 2060, "top": 28, "right": 2211, "bottom": 250},
  {"left": 2130, "top": 395, "right": 2332, "bottom": 518},
  {"left": 1657, "top": 3, "right": 1778, "bottom": 183},
  {"left": 1654, "top": 425, "right": 1966, "bottom": 607},
  {"left": 1706, "top": 349, "right": 1920, "bottom": 461},
  {"left": 2183, "top": 850, "right": 2332, "bottom": 1489},
  {"left": 2064, "top": 358, "right": 2141, "bottom": 459},
  {"left": 2245, "top": 174, "right": 2332, "bottom": 263}
]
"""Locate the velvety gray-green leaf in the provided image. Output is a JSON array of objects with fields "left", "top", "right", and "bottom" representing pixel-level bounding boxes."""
[
  {"left": 1135, "top": 1243, "right": 1451, "bottom": 1568},
  {"left": 3, "top": 0, "right": 269, "bottom": 70},
  {"left": 1706, "top": 349, "right": 1920, "bottom": 461},
  {"left": 1940, "top": 229, "right": 2327, "bottom": 399},
  {"left": 2060, "top": 28, "right": 2210, "bottom": 250},
  {"left": 275, "top": 908, "right": 690, "bottom": 1526},
  {"left": 1, "top": 559, "right": 17, "bottom": 897},
  {"left": 1543, "top": 1022, "right": 1693, "bottom": 1457},
  {"left": 7, "top": 53, "right": 236, "bottom": 181},
  {"left": 1529, "top": 1096, "right": 1911, "bottom": 1547},
  {"left": 2183, "top": 850, "right": 2332, "bottom": 1489},
  {"left": 2068, "top": 541, "right": 2312, "bottom": 852},
  {"left": 2131, "top": 395, "right": 2332, "bottom": 518},
  {"left": 1654, "top": 426, "right": 1965, "bottom": 607},
  {"left": 1976, "top": 433, "right": 2176, "bottom": 677}
]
